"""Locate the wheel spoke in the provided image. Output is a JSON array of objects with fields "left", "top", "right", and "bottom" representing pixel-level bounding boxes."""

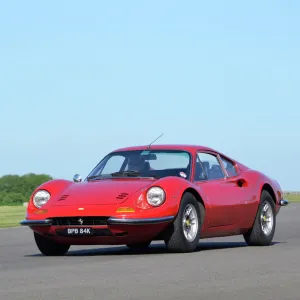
[
  {"left": 260, "top": 202, "right": 274, "bottom": 236},
  {"left": 182, "top": 204, "right": 199, "bottom": 242}
]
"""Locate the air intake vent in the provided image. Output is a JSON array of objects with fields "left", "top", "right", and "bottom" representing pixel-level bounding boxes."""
[
  {"left": 58, "top": 195, "right": 69, "bottom": 201},
  {"left": 52, "top": 217, "right": 109, "bottom": 226},
  {"left": 116, "top": 192, "right": 129, "bottom": 200}
]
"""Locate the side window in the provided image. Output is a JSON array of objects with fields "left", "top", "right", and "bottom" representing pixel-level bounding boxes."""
[
  {"left": 196, "top": 152, "right": 225, "bottom": 180},
  {"left": 194, "top": 156, "right": 207, "bottom": 181},
  {"left": 220, "top": 156, "right": 238, "bottom": 177},
  {"left": 101, "top": 155, "right": 125, "bottom": 174}
]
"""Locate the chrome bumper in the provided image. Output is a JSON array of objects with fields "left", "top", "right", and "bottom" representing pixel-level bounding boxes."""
[
  {"left": 279, "top": 199, "right": 289, "bottom": 206},
  {"left": 19, "top": 216, "right": 175, "bottom": 227},
  {"left": 107, "top": 216, "right": 174, "bottom": 225},
  {"left": 20, "top": 219, "right": 53, "bottom": 226}
]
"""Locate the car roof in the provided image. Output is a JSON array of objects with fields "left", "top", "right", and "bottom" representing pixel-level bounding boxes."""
[{"left": 112, "top": 144, "right": 215, "bottom": 153}]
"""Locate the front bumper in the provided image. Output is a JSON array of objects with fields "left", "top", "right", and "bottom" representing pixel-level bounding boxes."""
[
  {"left": 107, "top": 216, "right": 174, "bottom": 225},
  {"left": 19, "top": 219, "right": 53, "bottom": 226},
  {"left": 19, "top": 216, "right": 175, "bottom": 227},
  {"left": 279, "top": 199, "right": 289, "bottom": 206},
  {"left": 19, "top": 216, "right": 175, "bottom": 245}
]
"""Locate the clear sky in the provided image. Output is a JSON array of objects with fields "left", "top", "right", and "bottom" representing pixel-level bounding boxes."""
[{"left": 1, "top": 1, "right": 299, "bottom": 190}]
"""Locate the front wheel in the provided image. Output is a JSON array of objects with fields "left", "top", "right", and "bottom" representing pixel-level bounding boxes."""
[
  {"left": 243, "top": 190, "right": 276, "bottom": 246},
  {"left": 164, "top": 192, "right": 202, "bottom": 253},
  {"left": 34, "top": 232, "right": 70, "bottom": 256}
]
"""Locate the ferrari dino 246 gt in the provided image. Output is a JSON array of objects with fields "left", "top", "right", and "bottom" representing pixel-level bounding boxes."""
[{"left": 20, "top": 144, "right": 289, "bottom": 255}]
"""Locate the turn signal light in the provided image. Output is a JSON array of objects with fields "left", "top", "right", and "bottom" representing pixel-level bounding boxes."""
[
  {"left": 34, "top": 209, "right": 48, "bottom": 214},
  {"left": 116, "top": 207, "right": 135, "bottom": 213}
]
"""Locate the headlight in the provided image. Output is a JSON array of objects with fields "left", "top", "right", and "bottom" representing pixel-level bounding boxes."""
[
  {"left": 146, "top": 187, "right": 166, "bottom": 207},
  {"left": 33, "top": 190, "right": 51, "bottom": 208}
]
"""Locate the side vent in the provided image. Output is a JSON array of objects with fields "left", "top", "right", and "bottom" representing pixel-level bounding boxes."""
[
  {"left": 58, "top": 195, "right": 69, "bottom": 201},
  {"left": 116, "top": 192, "right": 129, "bottom": 200}
]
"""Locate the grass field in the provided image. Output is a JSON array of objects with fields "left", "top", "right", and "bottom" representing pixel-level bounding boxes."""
[
  {"left": 0, "top": 194, "right": 299, "bottom": 228},
  {"left": 284, "top": 193, "right": 300, "bottom": 203},
  {"left": 0, "top": 206, "right": 26, "bottom": 228}
]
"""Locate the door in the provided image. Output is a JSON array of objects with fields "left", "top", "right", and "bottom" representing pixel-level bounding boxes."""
[{"left": 194, "top": 152, "right": 248, "bottom": 228}]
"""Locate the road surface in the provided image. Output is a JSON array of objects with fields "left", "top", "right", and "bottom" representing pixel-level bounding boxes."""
[{"left": 1, "top": 204, "right": 299, "bottom": 300}]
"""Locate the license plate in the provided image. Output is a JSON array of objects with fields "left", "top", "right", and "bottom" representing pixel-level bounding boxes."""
[{"left": 65, "top": 228, "right": 94, "bottom": 236}]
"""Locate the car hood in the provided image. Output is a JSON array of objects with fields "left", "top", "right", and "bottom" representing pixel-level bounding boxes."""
[{"left": 52, "top": 178, "right": 155, "bottom": 206}]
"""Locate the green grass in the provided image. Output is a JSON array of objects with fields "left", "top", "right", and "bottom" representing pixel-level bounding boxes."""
[
  {"left": 284, "top": 193, "right": 300, "bottom": 202},
  {"left": 0, "top": 206, "right": 26, "bottom": 228}
]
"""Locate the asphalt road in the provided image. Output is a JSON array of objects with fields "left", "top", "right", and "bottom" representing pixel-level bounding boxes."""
[{"left": 1, "top": 204, "right": 300, "bottom": 300}]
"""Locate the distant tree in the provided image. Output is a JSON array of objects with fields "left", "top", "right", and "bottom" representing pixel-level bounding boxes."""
[{"left": 0, "top": 173, "right": 53, "bottom": 205}]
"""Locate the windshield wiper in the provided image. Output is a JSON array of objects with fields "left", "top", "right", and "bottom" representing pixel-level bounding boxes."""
[
  {"left": 110, "top": 170, "right": 141, "bottom": 177},
  {"left": 87, "top": 174, "right": 112, "bottom": 181},
  {"left": 111, "top": 171, "right": 159, "bottom": 179},
  {"left": 88, "top": 170, "right": 159, "bottom": 180}
]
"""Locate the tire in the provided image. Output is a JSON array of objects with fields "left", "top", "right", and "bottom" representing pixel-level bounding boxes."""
[
  {"left": 164, "top": 192, "right": 202, "bottom": 253},
  {"left": 126, "top": 241, "right": 151, "bottom": 249},
  {"left": 34, "top": 232, "right": 70, "bottom": 256},
  {"left": 243, "top": 190, "right": 276, "bottom": 246}
]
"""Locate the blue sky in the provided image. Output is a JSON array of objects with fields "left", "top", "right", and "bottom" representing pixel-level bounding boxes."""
[{"left": 1, "top": 1, "right": 299, "bottom": 190}]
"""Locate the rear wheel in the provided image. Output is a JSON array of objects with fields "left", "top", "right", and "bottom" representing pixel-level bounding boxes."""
[
  {"left": 243, "top": 190, "right": 276, "bottom": 246},
  {"left": 34, "top": 232, "right": 70, "bottom": 256},
  {"left": 164, "top": 192, "right": 202, "bottom": 253}
]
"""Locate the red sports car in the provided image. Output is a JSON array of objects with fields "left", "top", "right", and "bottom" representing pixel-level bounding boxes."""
[{"left": 20, "top": 144, "right": 289, "bottom": 255}]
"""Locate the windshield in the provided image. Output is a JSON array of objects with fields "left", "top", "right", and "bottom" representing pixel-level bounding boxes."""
[{"left": 87, "top": 150, "right": 192, "bottom": 180}]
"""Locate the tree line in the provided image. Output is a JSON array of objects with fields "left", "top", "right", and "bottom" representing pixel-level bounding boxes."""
[{"left": 0, "top": 173, "right": 53, "bottom": 205}]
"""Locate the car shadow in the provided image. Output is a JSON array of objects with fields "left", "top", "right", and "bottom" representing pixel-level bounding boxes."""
[{"left": 25, "top": 241, "right": 283, "bottom": 257}]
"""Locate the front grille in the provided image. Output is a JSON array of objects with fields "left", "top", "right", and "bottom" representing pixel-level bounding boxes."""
[{"left": 51, "top": 217, "right": 109, "bottom": 226}]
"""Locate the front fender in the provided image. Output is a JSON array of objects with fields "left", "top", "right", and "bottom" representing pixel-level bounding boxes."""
[
  {"left": 122, "top": 177, "right": 207, "bottom": 217},
  {"left": 27, "top": 179, "right": 73, "bottom": 213}
]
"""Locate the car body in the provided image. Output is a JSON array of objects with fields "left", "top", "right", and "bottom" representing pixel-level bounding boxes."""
[{"left": 20, "top": 144, "right": 289, "bottom": 255}]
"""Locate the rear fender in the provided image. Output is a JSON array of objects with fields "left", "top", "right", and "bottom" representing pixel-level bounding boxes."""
[
  {"left": 258, "top": 177, "right": 283, "bottom": 215},
  {"left": 243, "top": 170, "right": 283, "bottom": 222}
]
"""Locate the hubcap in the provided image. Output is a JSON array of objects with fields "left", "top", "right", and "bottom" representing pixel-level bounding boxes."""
[
  {"left": 182, "top": 204, "right": 198, "bottom": 242},
  {"left": 260, "top": 202, "right": 274, "bottom": 236}
]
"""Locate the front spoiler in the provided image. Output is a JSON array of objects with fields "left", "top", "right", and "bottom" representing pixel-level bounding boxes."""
[{"left": 19, "top": 216, "right": 175, "bottom": 227}]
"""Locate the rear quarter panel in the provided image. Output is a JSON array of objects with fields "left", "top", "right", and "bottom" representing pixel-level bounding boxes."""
[{"left": 237, "top": 168, "right": 283, "bottom": 228}]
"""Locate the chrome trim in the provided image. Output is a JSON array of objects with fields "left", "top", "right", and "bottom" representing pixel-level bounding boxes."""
[
  {"left": 279, "top": 199, "right": 289, "bottom": 206},
  {"left": 107, "top": 216, "right": 175, "bottom": 225},
  {"left": 19, "top": 219, "right": 53, "bottom": 226}
]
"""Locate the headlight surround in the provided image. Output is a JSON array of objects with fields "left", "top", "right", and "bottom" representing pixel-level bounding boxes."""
[
  {"left": 146, "top": 186, "right": 166, "bottom": 207},
  {"left": 33, "top": 190, "right": 51, "bottom": 208}
]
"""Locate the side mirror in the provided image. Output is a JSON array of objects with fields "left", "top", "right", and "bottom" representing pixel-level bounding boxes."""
[{"left": 73, "top": 174, "right": 82, "bottom": 182}]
